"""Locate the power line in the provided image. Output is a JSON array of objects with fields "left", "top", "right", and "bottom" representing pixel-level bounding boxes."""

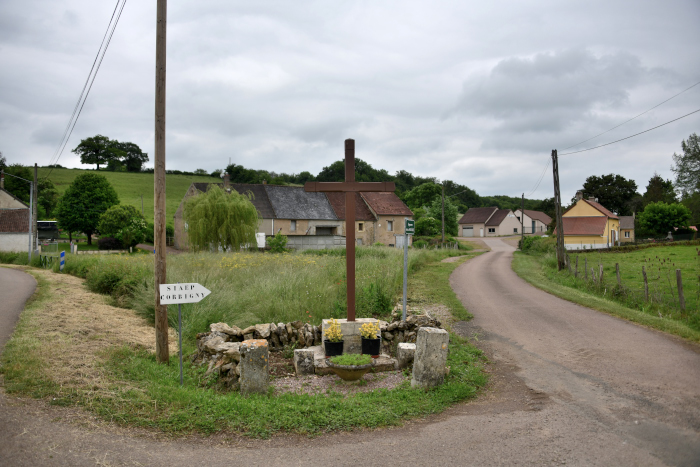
[
  {"left": 561, "top": 79, "right": 700, "bottom": 151},
  {"left": 46, "top": 0, "right": 128, "bottom": 180},
  {"left": 559, "top": 108, "right": 700, "bottom": 156},
  {"left": 525, "top": 158, "right": 550, "bottom": 198}
]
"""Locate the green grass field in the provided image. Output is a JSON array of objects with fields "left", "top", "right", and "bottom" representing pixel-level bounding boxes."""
[{"left": 38, "top": 168, "right": 217, "bottom": 227}]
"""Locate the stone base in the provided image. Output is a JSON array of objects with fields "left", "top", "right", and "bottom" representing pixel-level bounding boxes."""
[
  {"left": 309, "top": 345, "right": 397, "bottom": 375},
  {"left": 321, "top": 318, "right": 379, "bottom": 354}
]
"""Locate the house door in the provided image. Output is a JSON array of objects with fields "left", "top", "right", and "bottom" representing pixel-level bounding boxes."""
[
  {"left": 479, "top": 228, "right": 484, "bottom": 237},
  {"left": 463, "top": 226, "right": 473, "bottom": 237}
]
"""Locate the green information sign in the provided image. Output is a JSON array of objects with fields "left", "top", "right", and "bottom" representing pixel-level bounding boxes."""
[{"left": 405, "top": 218, "right": 415, "bottom": 235}]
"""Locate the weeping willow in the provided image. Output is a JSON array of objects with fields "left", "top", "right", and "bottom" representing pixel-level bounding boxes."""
[{"left": 183, "top": 185, "right": 259, "bottom": 252}]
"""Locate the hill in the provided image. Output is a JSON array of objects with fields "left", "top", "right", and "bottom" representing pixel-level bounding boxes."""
[{"left": 38, "top": 168, "right": 217, "bottom": 227}]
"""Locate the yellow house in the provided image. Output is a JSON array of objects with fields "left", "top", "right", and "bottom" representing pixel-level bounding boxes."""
[{"left": 560, "top": 195, "right": 620, "bottom": 250}]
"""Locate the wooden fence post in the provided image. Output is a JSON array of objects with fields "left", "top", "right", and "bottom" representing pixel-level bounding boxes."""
[
  {"left": 574, "top": 256, "right": 579, "bottom": 278},
  {"left": 615, "top": 263, "right": 621, "bottom": 287},
  {"left": 642, "top": 266, "right": 649, "bottom": 302},
  {"left": 599, "top": 264, "right": 604, "bottom": 285},
  {"left": 676, "top": 269, "right": 685, "bottom": 313}
]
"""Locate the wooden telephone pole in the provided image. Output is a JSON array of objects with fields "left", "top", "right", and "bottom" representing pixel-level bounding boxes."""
[
  {"left": 520, "top": 193, "right": 524, "bottom": 248},
  {"left": 551, "top": 149, "right": 566, "bottom": 271},
  {"left": 154, "top": 0, "right": 169, "bottom": 363},
  {"left": 441, "top": 183, "right": 445, "bottom": 244}
]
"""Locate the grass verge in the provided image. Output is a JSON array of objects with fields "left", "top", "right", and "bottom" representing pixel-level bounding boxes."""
[
  {"left": 512, "top": 253, "right": 700, "bottom": 343},
  {"left": 1, "top": 253, "right": 487, "bottom": 438}
]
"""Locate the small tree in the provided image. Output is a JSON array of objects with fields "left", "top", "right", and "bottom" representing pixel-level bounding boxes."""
[
  {"left": 55, "top": 173, "right": 119, "bottom": 245},
  {"left": 98, "top": 204, "right": 147, "bottom": 248},
  {"left": 416, "top": 216, "right": 440, "bottom": 236},
  {"left": 266, "top": 232, "right": 288, "bottom": 253},
  {"left": 427, "top": 196, "right": 459, "bottom": 236},
  {"left": 638, "top": 202, "right": 691, "bottom": 237},
  {"left": 183, "top": 185, "right": 258, "bottom": 251}
]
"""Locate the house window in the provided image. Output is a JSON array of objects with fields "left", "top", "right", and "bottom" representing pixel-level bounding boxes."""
[
  {"left": 624, "top": 231, "right": 630, "bottom": 238},
  {"left": 387, "top": 220, "right": 393, "bottom": 232},
  {"left": 513, "top": 228, "right": 518, "bottom": 233},
  {"left": 358, "top": 222, "right": 364, "bottom": 232},
  {"left": 290, "top": 220, "right": 296, "bottom": 232},
  {"left": 488, "top": 228, "right": 495, "bottom": 233}
]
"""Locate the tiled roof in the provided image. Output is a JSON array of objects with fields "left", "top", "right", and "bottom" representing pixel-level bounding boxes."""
[
  {"left": 557, "top": 216, "right": 607, "bottom": 236},
  {"left": 360, "top": 192, "right": 413, "bottom": 216},
  {"left": 324, "top": 192, "right": 376, "bottom": 221},
  {"left": 619, "top": 216, "right": 635, "bottom": 230},
  {"left": 486, "top": 209, "right": 512, "bottom": 226},
  {"left": 230, "top": 184, "right": 276, "bottom": 219},
  {"left": 523, "top": 209, "right": 552, "bottom": 226},
  {"left": 0, "top": 209, "right": 29, "bottom": 233},
  {"left": 191, "top": 182, "right": 276, "bottom": 219},
  {"left": 458, "top": 207, "right": 497, "bottom": 224},
  {"left": 265, "top": 185, "right": 337, "bottom": 220}
]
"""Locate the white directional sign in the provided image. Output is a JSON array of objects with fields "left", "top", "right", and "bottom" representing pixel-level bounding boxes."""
[{"left": 159, "top": 283, "right": 211, "bottom": 305}]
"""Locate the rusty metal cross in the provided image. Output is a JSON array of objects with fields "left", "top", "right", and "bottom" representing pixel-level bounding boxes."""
[{"left": 305, "top": 139, "right": 395, "bottom": 321}]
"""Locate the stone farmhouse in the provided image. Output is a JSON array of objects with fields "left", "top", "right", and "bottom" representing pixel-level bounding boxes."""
[
  {"left": 0, "top": 183, "right": 30, "bottom": 252},
  {"left": 173, "top": 176, "right": 413, "bottom": 251},
  {"left": 458, "top": 207, "right": 521, "bottom": 237}
]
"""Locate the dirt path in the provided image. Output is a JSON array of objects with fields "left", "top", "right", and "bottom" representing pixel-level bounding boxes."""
[{"left": 2, "top": 243, "right": 700, "bottom": 465}]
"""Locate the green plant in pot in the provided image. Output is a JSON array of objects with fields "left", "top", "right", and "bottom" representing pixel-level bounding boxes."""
[
  {"left": 327, "top": 353, "right": 373, "bottom": 381},
  {"left": 360, "top": 321, "right": 381, "bottom": 358},
  {"left": 323, "top": 319, "right": 344, "bottom": 358}
]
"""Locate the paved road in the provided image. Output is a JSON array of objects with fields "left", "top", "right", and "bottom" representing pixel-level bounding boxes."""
[
  {"left": 0, "top": 268, "right": 36, "bottom": 351},
  {"left": 1, "top": 242, "right": 699, "bottom": 466}
]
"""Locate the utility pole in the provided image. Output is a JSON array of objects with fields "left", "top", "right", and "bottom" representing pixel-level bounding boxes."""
[
  {"left": 154, "top": 0, "right": 169, "bottom": 363},
  {"left": 551, "top": 149, "right": 566, "bottom": 271},
  {"left": 441, "top": 183, "right": 445, "bottom": 244},
  {"left": 33, "top": 163, "right": 38, "bottom": 254},
  {"left": 520, "top": 193, "right": 524, "bottom": 248}
]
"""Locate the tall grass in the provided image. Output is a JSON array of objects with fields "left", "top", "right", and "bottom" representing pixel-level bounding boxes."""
[{"left": 53, "top": 247, "right": 460, "bottom": 344}]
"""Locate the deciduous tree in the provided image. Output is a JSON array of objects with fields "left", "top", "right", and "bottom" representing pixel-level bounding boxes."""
[
  {"left": 183, "top": 185, "right": 258, "bottom": 251},
  {"left": 55, "top": 173, "right": 119, "bottom": 245},
  {"left": 637, "top": 202, "right": 691, "bottom": 237},
  {"left": 671, "top": 133, "right": 700, "bottom": 195},
  {"left": 72, "top": 135, "right": 112, "bottom": 170},
  {"left": 579, "top": 174, "right": 639, "bottom": 215},
  {"left": 98, "top": 204, "right": 147, "bottom": 248}
]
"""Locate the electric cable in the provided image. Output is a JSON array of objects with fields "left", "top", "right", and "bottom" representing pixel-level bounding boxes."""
[{"left": 46, "top": 0, "right": 128, "bottom": 181}]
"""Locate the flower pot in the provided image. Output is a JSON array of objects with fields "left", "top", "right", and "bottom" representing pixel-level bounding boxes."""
[
  {"left": 327, "top": 360, "right": 373, "bottom": 381},
  {"left": 361, "top": 337, "right": 381, "bottom": 358},
  {"left": 324, "top": 339, "right": 344, "bottom": 358}
]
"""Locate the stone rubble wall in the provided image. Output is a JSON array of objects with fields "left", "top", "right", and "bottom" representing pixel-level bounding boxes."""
[{"left": 194, "top": 313, "right": 442, "bottom": 389}]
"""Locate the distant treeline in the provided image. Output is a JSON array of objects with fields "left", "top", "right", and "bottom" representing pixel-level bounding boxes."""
[{"left": 221, "top": 159, "right": 549, "bottom": 214}]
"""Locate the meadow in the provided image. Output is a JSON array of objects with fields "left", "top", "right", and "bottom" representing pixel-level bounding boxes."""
[
  {"left": 38, "top": 167, "right": 216, "bottom": 227},
  {"left": 56, "top": 246, "right": 464, "bottom": 346},
  {"left": 514, "top": 241, "right": 700, "bottom": 339}
]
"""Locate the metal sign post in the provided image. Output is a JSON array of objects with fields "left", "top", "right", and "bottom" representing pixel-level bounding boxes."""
[
  {"left": 402, "top": 218, "right": 414, "bottom": 321},
  {"left": 159, "top": 283, "right": 211, "bottom": 385}
]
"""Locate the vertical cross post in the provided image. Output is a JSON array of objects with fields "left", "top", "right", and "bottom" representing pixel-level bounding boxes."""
[
  {"left": 345, "top": 140, "right": 356, "bottom": 321},
  {"left": 304, "top": 139, "right": 396, "bottom": 322}
]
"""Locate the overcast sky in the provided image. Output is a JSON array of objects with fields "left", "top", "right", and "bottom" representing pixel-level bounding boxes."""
[{"left": 1, "top": 0, "right": 699, "bottom": 201}]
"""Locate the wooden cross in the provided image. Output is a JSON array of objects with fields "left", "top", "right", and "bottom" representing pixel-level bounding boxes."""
[{"left": 305, "top": 139, "right": 395, "bottom": 321}]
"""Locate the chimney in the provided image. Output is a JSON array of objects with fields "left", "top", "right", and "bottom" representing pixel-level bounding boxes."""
[
  {"left": 223, "top": 173, "right": 230, "bottom": 190},
  {"left": 575, "top": 191, "right": 583, "bottom": 201},
  {"left": 0, "top": 170, "right": 4, "bottom": 190},
  {"left": 588, "top": 197, "right": 596, "bottom": 202},
  {"left": 262, "top": 179, "right": 267, "bottom": 185}
]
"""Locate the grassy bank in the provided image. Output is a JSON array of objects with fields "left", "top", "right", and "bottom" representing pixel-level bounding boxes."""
[
  {"left": 512, "top": 249, "right": 700, "bottom": 343},
  {"left": 0, "top": 246, "right": 487, "bottom": 437}
]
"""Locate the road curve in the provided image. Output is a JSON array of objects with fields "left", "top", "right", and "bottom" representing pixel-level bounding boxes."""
[
  {"left": 449, "top": 238, "right": 700, "bottom": 466},
  {"left": 0, "top": 267, "right": 36, "bottom": 351}
]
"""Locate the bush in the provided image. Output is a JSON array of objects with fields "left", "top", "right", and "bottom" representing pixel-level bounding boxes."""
[
  {"left": 413, "top": 239, "right": 429, "bottom": 249},
  {"left": 266, "top": 232, "right": 288, "bottom": 253},
  {"left": 98, "top": 237, "right": 122, "bottom": 250},
  {"left": 98, "top": 205, "right": 147, "bottom": 248},
  {"left": 519, "top": 236, "right": 556, "bottom": 254}
]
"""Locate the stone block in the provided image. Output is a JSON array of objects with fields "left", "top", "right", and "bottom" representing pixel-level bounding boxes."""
[
  {"left": 293, "top": 348, "right": 315, "bottom": 376},
  {"left": 239, "top": 339, "right": 269, "bottom": 395},
  {"left": 411, "top": 327, "right": 449, "bottom": 389},
  {"left": 396, "top": 342, "right": 416, "bottom": 369}
]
